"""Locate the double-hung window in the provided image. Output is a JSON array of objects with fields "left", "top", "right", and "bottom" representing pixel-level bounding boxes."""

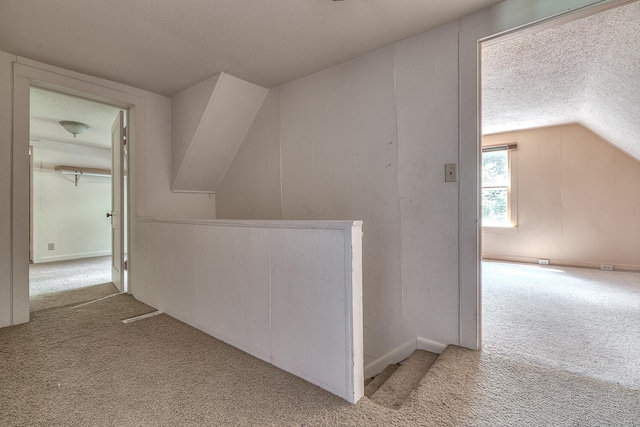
[{"left": 482, "top": 144, "right": 516, "bottom": 227}]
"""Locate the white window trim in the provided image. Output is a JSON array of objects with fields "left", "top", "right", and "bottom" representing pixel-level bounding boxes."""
[{"left": 481, "top": 144, "right": 518, "bottom": 230}]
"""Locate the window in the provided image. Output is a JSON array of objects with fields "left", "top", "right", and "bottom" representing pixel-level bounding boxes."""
[{"left": 482, "top": 144, "right": 516, "bottom": 227}]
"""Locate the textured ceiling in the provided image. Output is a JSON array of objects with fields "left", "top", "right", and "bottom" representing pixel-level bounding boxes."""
[
  {"left": 482, "top": 1, "right": 640, "bottom": 161},
  {"left": 30, "top": 87, "right": 120, "bottom": 150},
  {"left": 0, "top": 0, "right": 502, "bottom": 95}
]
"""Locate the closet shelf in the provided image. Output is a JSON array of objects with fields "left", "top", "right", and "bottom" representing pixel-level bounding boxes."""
[{"left": 55, "top": 165, "right": 111, "bottom": 186}]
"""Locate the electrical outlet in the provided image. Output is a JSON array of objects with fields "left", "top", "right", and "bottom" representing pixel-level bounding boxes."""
[
  {"left": 48, "top": 243, "right": 55, "bottom": 251},
  {"left": 538, "top": 259, "right": 550, "bottom": 265},
  {"left": 600, "top": 264, "right": 614, "bottom": 271}
]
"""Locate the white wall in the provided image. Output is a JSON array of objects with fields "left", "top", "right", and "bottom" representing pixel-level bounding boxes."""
[
  {"left": 0, "top": 50, "right": 16, "bottom": 327},
  {"left": 132, "top": 86, "right": 216, "bottom": 220},
  {"left": 214, "top": 0, "right": 616, "bottom": 367},
  {"left": 216, "top": 89, "right": 282, "bottom": 219},
  {"left": 134, "top": 219, "right": 363, "bottom": 403},
  {"left": 32, "top": 145, "right": 112, "bottom": 263},
  {"left": 279, "top": 47, "right": 405, "bottom": 364},
  {"left": 217, "top": 24, "right": 464, "bottom": 367},
  {"left": 395, "top": 22, "right": 461, "bottom": 347}
]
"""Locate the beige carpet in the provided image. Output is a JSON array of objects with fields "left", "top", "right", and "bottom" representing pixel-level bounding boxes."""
[
  {"left": 483, "top": 261, "right": 640, "bottom": 390},
  {"left": 29, "top": 256, "right": 116, "bottom": 312},
  {"left": 2, "top": 290, "right": 639, "bottom": 426},
  {"left": 29, "top": 282, "right": 118, "bottom": 312},
  {"left": 29, "top": 256, "right": 111, "bottom": 297}
]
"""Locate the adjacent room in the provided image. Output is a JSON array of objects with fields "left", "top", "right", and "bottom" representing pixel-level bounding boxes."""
[
  {"left": 28, "top": 88, "right": 121, "bottom": 310},
  {"left": 480, "top": 0, "right": 640, "bottom": 388}
]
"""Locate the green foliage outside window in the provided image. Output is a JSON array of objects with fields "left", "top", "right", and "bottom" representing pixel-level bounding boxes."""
[{"left": 482, "top": 150, "right": 509, "bottom": 225}]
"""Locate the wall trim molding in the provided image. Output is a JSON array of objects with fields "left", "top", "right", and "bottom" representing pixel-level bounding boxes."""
[
  {"left": 364, "top": 336, "right": 447, "bottom": 379},
  {"left": 34, "top": 251, "right": 112, "bottom": 264},
  {"left": 482, "top": 256, "right": 640, "bottom": 272},
  {"left": 417, "top": 336, "right": 448, "bottom": 354}
]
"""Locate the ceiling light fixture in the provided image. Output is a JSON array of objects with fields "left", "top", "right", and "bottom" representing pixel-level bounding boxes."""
[{"left": 59, "top": 120, "right": 89, "bottom": 137}]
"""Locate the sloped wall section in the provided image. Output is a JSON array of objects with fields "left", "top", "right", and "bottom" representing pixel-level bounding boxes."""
[{"left": 171, "top": 72, "right": 267, "bottom": 193}]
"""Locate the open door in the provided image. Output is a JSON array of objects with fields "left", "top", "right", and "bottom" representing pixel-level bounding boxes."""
[{"left": 110, "top": 111, "right": 125, "bottom": 292}]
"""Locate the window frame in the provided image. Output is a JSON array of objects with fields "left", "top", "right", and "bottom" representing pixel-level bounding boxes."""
[{"left": 481, "top": 143, "right": 517, "bottom": 229}]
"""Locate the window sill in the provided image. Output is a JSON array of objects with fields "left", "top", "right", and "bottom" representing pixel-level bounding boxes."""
[{"left": 482, "top": 225, "right": 518, "bottom": 235}]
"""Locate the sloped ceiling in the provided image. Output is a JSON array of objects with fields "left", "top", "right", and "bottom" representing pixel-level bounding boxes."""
[
  {"left": 0, "top": 0, "right": 502, "bottom": 96},
  {"left": 482, "top": 1, "right": 640, "bottom": 161}
]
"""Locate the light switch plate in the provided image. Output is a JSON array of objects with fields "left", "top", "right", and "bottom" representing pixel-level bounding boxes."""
[{"left": 445, "top": 163, "right": 458, "bottom": 182}]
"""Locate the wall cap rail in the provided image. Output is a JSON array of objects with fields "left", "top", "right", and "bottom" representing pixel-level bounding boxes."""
[{"left": 136, "top": 217, "right": 363, "bottom": 231}]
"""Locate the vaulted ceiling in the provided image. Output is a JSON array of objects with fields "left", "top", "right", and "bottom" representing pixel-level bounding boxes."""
[{"left": 482, "top": 1, "right": 640, "bottom": 161}]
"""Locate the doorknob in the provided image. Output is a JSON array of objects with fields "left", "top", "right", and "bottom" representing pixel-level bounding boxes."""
[{"left": 106, "top": 212, "right": 113, "bottom": 218}]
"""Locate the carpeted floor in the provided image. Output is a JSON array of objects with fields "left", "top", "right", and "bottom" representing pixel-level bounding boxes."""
[
  {"left": 482, "top": 261, "right": 640, "bottom": 390},
  {"left": 1, "top": 261, "right": 639, "bottom": 426},
  {"left": 29, "top": 256, "right": 112, "bottom": 297},
  {"left": 29, "top": 282, "right": 119, "bottom": 312}
]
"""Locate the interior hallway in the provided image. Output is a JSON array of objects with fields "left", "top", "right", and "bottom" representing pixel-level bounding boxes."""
[{"left": 1, "top": 261, "right": 639, "bottom": 425}]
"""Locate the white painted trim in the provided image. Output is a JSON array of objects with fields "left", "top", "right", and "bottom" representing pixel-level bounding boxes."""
[
  {"left": 34, "top": 251, "right": 112, "bottom": 264},
  {"left": 12, "top": 71, "right": 30, "bottom": 325},
  {"left": 364, "top": 338, "right": 415, "bottom": 379},
  {"left": 167, "top": 189, "right": 215, "bottom": 195},
  {"left": 363, "top": 336, "right": 448, "bottom": 379},
  {"left": 482, "top": 226, "right": 518, "bottom": 235},
  {"left": 137, "top": 217, "right": 362, "bottom": 230},
  {"left": 482, "top": 256, "right": 640, "bottom": 272},
  {"left": 416, "top": 336, "right": 447, "bottom": 354},
  {"left": 348, "top": 224, "right": 364, "bottom": 402}
]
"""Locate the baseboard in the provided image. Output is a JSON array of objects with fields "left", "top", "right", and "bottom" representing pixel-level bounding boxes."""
[
  {"left": 33, "top": 251, "right": 111, "bottom": 264},
  {"left": 416, "top": 336, "right": 447, "bottom": 354},
  {"left": 364, "top": 339, "right": 415, "bottom": 379},
  {"left": 482, "top": 255, "right": 640, "bottom": 272},
  {"left": 364, "top": 337, "right": 447, "bottom": 379}
]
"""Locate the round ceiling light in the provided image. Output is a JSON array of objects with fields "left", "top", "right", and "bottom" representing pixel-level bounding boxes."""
[{"left": 59, "top": 120, "right": 89, "bottom": 137}]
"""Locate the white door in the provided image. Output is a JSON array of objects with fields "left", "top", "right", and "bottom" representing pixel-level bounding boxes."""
[{"left": 111, "top": 111, "right": 125, "bottom": 292}]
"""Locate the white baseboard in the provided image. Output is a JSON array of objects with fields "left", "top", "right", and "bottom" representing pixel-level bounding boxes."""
[
  {"left": 34, "top": 251, "right": 111, "bottom": 264},
  {"left": 364, "top": 339, "right": 415, "bottom": 379},
  {"left": 364, "top": 336, "right": 447, "bottom": 379},
  {"left": 416, "top": 336, "right": 447, "bottom": 354},
  {"left": 482, "top": 255, "right": 640, "bottom": 272}
]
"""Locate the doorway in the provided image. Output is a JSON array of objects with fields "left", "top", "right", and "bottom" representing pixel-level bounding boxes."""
[
  {"left": 11, "top": 62, "right": 143, "bottom": 325},
  {"left": 28, "top": 88, "right": 124, "bottom": 309},
  {"left": 479, "top": 0, "right": 640, "bottom": 386}
]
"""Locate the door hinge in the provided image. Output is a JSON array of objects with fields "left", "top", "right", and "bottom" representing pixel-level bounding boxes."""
[{"left": 124, "top": 259, "right": 128, "bottom": 271}]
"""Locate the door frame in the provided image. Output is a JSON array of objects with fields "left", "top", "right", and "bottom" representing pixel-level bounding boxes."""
[
  {"left": 460, "top": 0, "right": 634, "bottom": 349},
  {"left": 111, "top": 110, "right": 126, "bottom": 292},
  {"left": 11, "top": 61, "right": 144, "bottom": 324}
]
